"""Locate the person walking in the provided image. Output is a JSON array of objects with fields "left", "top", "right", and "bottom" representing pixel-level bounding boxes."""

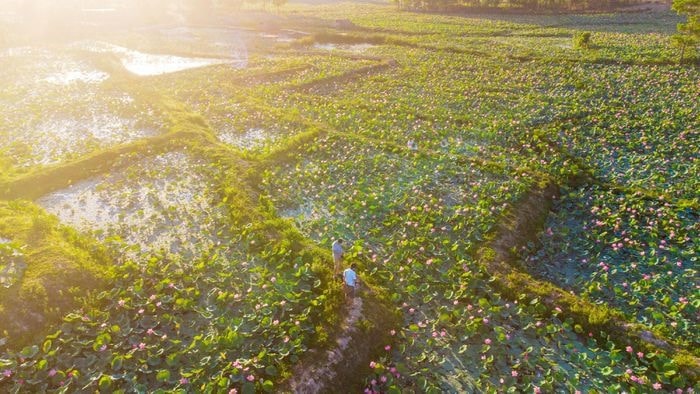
[
  {"left": 331, "top": 238, "right": 344, "bottom": 275},
  {"left": 343, "top": 263, "right": 359, "bottom": 304}
]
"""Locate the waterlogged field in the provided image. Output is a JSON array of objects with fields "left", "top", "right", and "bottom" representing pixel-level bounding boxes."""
[
  {"left": 0, "top": 3, "right": 698, "bottom": 393},
  {"left": 0, "top": 46, "right": 166, "bottom": 170},
  {"left": 37, "top": 151, "right": 229, "bottom": 260},
  {"left": 521, "top": 185, "right": 699, "bottom": 346}
]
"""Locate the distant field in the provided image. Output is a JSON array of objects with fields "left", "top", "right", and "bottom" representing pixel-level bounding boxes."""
[{"left": 0, "top": 3, "right": 697, "bottom": 393}]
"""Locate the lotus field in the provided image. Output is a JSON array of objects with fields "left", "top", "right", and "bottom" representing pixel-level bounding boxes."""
[{"left": 0, "top": 3, "right": 697, "bottom": 393}]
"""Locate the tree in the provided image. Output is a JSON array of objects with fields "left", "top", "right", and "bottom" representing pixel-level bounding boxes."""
[
  {"left": 672, "top": 0, "right": 700, "bottom": 63},
  {"left": 272, "top": 0, "right": 287, "bottom": 12}
]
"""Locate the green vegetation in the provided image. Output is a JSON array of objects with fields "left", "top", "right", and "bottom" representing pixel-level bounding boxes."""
[
  {"left": 0, "top": 3, "right": 697, "bottom": 393},
  {"left": 393, "top": 0, "right": 648, "bottom": 11},
  {"left": 573, "top": 31, "right": 592, "bottom": 48},
  {"left": 672, "top": 0, "right": 700, "bottom": 62},
  {"left": 0, "top": 201, "right": 112, "bottom": 349}
]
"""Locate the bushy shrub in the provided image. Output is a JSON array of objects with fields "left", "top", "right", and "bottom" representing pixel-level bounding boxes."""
[{"left": 573, "top": 32, "right": 592, "bottom": 49}]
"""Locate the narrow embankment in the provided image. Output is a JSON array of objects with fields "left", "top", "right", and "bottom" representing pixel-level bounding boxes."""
[
  {"left": 288, "top": 57, "right": 397, "bottom": 94},
  {"left": 285, "top": 286, "right": 398, "bottom": 393},
  {"left": 477, "top": 182, "right": 700, "bottom": 383},
  {"left": 0, "top": 131, "right": 191, "bottom": 200}
]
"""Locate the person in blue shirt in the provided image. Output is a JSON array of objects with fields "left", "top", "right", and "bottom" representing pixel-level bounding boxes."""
[{"left": 343, "top": 263, "right": 359, "bottom": 303}]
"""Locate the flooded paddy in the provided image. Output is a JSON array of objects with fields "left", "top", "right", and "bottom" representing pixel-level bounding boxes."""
[
  {"left": 0, "top": 47, "right": 109, "bottom": 88},
  {"left": 217, "top": 127, "right": 279, "bottom": 150},
  {"left": 0, "top": 89, "right": 163, "bottom": 168},
  {"left": 37, "top": 151, "right": 230, "bottom": 261},
  {"left": 313, "top": 42, "right": 377, "bottom": 53},
  {"left": 82, "top": 41, "right": 239, "bottom": 76}
]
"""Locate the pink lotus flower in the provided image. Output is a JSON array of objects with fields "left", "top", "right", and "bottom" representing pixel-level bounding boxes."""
[
  {"left": 246, "top": 374, "right": 255, "bottom": 382},
  {"left": 139, "top": 342, "right": 146, "bottom": 350},
  {"left": 3, "top": 369, "right": 11, "bottom": 377},
  {"left": 653, "top": 382, "right": 662, "bottom": 390},
  {"left": 511, "top": 370, "right": 518, "bottom": 377},
  {"left": 369, "top": 361, "right": 376, "bottom": 368},
  {"left": 48, "top": 369, "right": 57, "bottom": 377},
  {"left": 179, "top": 377, "right": 189, "bottom": 384},
  {"left": 484, "top": 338, "right": 492, "bottom": 345},
  {"left": 637, "top": 351, "right": 644, "bottom": 358},
  {"left": 626, "top": 346, "right": 633, "bottom": 353}
]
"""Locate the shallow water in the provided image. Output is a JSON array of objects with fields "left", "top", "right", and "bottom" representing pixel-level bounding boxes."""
[
  {"left": 4, "top": 113, "right": 157, "bottom": 167},
  {"left": 0, "top": 47, "right": 109, "bottom": 87},
  {"left": 43, "top": 69, "right": 109, "bottom": 85},
  {"left": 37, "top": 152, "right": 228, "bottom": 260},
  {"left": 313, "top": 43, "right": 376, "bottom": 53},
  {"left": 218, "top": 127, "right": 275, "bottom": 150},
  {"left": 85, "top": 42, "right": 237, "bottom": 76}
]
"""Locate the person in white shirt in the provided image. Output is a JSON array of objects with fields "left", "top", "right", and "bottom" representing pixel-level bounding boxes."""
[
  {"left": 343, "top": 263, "right": 359, "bottom": 303},
  {"left": 331, "top": 238, "right": 344, "bottom": 275}
]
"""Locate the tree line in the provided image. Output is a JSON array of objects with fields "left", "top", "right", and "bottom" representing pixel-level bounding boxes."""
[{"left": 393, "top": 0, "right": 648, "bottom": 12}]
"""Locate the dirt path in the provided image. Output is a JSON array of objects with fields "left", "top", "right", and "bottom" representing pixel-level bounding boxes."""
[
  {"left": 287, "top": 297, "right": 364, "bottom": 393},
  {"left": 285, "top": 287, "right": 397, "bottom": 393}
]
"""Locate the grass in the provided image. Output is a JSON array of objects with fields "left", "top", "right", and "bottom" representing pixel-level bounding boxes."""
[{"left": 0, "top": 200, "right": 112, "bottom": 350}]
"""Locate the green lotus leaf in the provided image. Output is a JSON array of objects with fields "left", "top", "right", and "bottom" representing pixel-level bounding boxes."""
[
  {"left": 156, "top": 369, "right": 170, "bottom": 382},
  {"left": 20, "top": 345, "right": 39, "bottom": 359}
]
